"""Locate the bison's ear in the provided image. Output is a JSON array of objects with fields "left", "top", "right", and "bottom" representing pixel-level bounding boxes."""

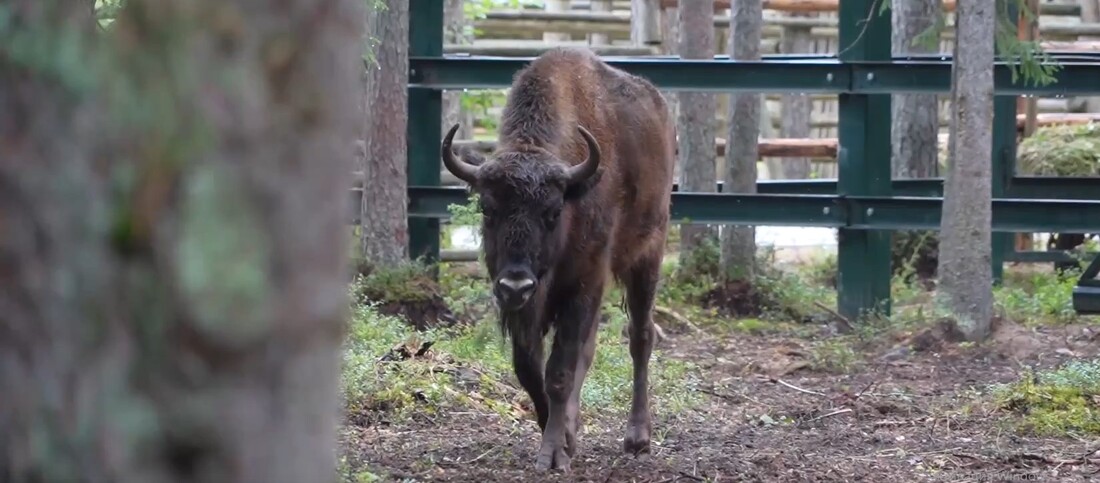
[
  {"left": 563, "top": 166, "right": 604, "bottom": 201},
  {"left": 458, "top": 146, "right": 489, "bottom": 167}
]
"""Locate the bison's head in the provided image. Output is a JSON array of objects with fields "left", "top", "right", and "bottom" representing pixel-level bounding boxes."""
[{"left": 440, "top": 123, "right": 602, "bottom": 311}]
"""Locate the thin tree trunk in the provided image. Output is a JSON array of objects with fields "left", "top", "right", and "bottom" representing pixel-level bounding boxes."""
[
  {"left": 442, "top": 0, "right": 473, "bottom": 140},
  {"left": 0, "top": 0, "right": 362, "bottom": 480},
  {"left": 779, "top": 24, "right": 812, "bottom": 179},
  {"left": 939, "top": 0, "right": 995, "bottom": 341},
  {"left": 677, "top": 0, "right": 719, "bottom": 275},
  {"left": 892, "top": 0, "right": 941, "bottom": 178},
  {"left": 361, "top": 0, "right": 410, "bottom": 268},
  {"left": 722, "top": 0, "right": 762, "bottom": 281},
  {"left": 662, "top": 5, "right": 680, "bottom": 183}
]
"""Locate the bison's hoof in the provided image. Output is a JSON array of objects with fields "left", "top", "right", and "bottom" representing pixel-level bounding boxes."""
[
  {"left": 623, "top": 423, "right": 651, "bottom": 456},
  {"left": 534, "top": 441, "right": 571, "bottom": 472}
]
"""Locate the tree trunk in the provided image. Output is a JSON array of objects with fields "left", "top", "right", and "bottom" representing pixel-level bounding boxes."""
[
  {"left": 662, "top": 5, "right": 680, "bottom": 184},
  {"left": 939, "top": 0, "right": 995, "bottom": 341},
  {"left": 0, "top": 0, "right": 362, "bottom": 480},
  {"left": 442, "top": 0, "right": 473, "bottom": 140},
  {"left": 677, "top": 0, "right": 719, "bottom": 276},
  {"left": 361, "top": 0, "right": 410, "bottom": 268},
  {"left": 721, "top": 0, "right": 762, "bottom": 281},
  {"left": 779, "top": 24, "right": 812, "bottom": 179},
  {"left": 892, "top": 0, "right": 941, "bottom": 178}
]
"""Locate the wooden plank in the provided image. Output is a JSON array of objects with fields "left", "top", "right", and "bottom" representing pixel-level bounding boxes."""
[{"left": 659, "top": 0, "right": 957, "bottom": 13}]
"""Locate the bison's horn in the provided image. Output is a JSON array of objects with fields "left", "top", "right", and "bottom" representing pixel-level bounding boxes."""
[
  {"left": 440, "top": 123, "right": 479, "bottom": 184},
  {"left": 567, "top": 125, "right": 601, "bottom": 186}
]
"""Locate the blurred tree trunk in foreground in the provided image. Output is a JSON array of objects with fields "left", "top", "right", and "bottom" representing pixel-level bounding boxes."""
[{"left": 0, "top": 0, "right": 363, "bottom": 481}]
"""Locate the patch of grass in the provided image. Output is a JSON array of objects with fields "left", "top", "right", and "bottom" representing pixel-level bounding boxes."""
[
  {"left": 1017, "top": 122, "right": 1100, "bottom": 176},
  {"left": 355, "top": 260, "right": 438, "bottom": 304},
  {"left": 993, "top": 359, "right": 1100, "bottom": 437},
  {"left": 994, "top": 265, "right": 1086, "bottom": 326},
  {"left": 808, "top": 338, "right": 861, "bottom": 373},
  {"left": 341, "top": 265, "right": 702, "bottom": 428}
]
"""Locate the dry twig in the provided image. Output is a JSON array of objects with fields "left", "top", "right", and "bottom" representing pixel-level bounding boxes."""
[
  {"left": 654, "top": 305, "right": 704, "bottom": 334},
  {"left": 807, "top": 408, "right": 853, "bottom": 423},
  {"left": 770, "top": 377, "right": 828, "bottom": 397}
]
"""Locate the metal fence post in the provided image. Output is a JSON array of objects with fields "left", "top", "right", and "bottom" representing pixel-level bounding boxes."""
[
  {"left": 836, "top": 1, "right": 892, "bottom": 319},
  {"left": 407, "top": 0, "right": 444, "bottom": 264}
]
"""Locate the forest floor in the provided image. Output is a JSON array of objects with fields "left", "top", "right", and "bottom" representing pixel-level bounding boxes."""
[{"left": 341, "top": 254, "right": 1100, "bottom": 482}]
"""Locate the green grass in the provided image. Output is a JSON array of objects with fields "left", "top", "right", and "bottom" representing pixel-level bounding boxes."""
[
  {"left": 341, "top": 266, "right": 701, "bottom": 428},
  {"left": 992, "top": 359, "right": 1100, "bottom": 437},
  {"left": 995, "top": 265, "right": 1090, "bottom": 326}
]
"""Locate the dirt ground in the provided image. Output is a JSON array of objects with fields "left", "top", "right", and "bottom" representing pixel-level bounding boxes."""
[{"left": 342, "top": 315, "right": 1100, "bottom": 482}]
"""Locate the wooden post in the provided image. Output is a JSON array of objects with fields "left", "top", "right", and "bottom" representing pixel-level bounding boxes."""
[
  {"left": 632, "top": 0, "right": 662, "bottom": 45},
  {"left": 544, "top": 0, "right": 572, "bottom": 42},
  {"left": 588, "top": 0, "right": 612, "bottom": 45}
]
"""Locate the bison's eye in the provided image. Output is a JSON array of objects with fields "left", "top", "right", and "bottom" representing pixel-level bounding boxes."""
[{"left": 543, "top": 208, "right": 560, "bottom": 227}]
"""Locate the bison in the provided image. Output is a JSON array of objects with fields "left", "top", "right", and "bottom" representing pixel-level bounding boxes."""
[{"left": 439, "top": 47, "right": 676, "bottom": 471}]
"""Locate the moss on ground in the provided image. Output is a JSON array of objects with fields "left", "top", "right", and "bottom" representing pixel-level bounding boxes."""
[{"left": 993, "top": 359, "right": 1100, "bottom": 437}]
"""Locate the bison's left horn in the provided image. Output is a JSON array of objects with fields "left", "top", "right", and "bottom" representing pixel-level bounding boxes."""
[
  {"left": 567, "top": 126, "right": 601, "bottom": 186},
  {"left": 441, "top": 123, "right": 480, "bottom": 184}
]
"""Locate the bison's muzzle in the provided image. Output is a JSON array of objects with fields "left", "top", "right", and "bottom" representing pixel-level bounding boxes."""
[{"left": 494, "top": 272, "right": 537, "bottom": 310}]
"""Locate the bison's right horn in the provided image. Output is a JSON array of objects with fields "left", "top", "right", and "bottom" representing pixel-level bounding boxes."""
[
  {"left": 441, "top": 123, "right": 479, "bottom": 184},
  {"left": 567, "top": 125, "right": 602, "bottom": 186}
]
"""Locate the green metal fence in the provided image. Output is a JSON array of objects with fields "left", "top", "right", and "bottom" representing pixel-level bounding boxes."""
[{"left": 394, "top": 0, "right": 1100, "bottom": 319}]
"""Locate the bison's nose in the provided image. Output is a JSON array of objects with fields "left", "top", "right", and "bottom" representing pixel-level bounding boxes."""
[{"left": 496, "top": 276, "right": 535, "bottom": 308}]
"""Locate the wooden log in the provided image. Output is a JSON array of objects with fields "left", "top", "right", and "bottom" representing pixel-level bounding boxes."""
[
  {"left": 443, "top": 41, "right": 659, "bottom": 56},
  {"left": 473, "top": 11, "right": 1090, "bottom": 42},
  {"left": 1015, "top": 113, "right": 1100, "bottom": 129},
  {"left": 1040, "top": 40, "right": 1100, "bottom": 52},
  {"left": 631, "top": 0, "right": 662, "bottom": 45},
  {"left": 658, "top": 0, "right": 1096, "bottom": 15}
]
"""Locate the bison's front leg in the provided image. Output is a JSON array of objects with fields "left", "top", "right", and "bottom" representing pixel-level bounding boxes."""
[
  {"left": 536, "top": 293, "right": 600, "bottom": 472},
  {"left": 511, "top": 335, "right": 548, "bottom": 430}
]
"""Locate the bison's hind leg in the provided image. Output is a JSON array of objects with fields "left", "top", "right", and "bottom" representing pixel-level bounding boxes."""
[{"left": 621, "top": 248, "right": 662, "bottom": 456}]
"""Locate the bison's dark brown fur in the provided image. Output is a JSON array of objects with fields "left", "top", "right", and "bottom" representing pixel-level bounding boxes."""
[{"left": 440, "top": 47, "right": 675, "bottom": 472}]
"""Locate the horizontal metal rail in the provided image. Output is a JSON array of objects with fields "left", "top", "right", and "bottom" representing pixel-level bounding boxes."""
[
  {"left": 409, "top": 56, "right": 1100, "bottom": 95},
  {"left": 352, "top": 187, "right": 1100, "bottom": 233}
]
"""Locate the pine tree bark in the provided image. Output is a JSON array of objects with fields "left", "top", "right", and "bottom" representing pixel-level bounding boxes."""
[
  {"left": 892, "top": 0, "right": 941, "bottom": 178},
  {"left": 361, "top": 0, "right": 410, "bottom": 268},
  {"left": 721, "top": 0, "right": 761, "bottom": 281},
  {"left": 0, "top": 0, "right": 362, "bottom": 480},
  {"left": 677, "top": 0, "right": 719, "bottom": 275},
  {"left": 778, "top": 23, "right": 812, "bottom": 180},
  {"left": 939, "top": 0, "right": 995, "bottom": 341}
]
